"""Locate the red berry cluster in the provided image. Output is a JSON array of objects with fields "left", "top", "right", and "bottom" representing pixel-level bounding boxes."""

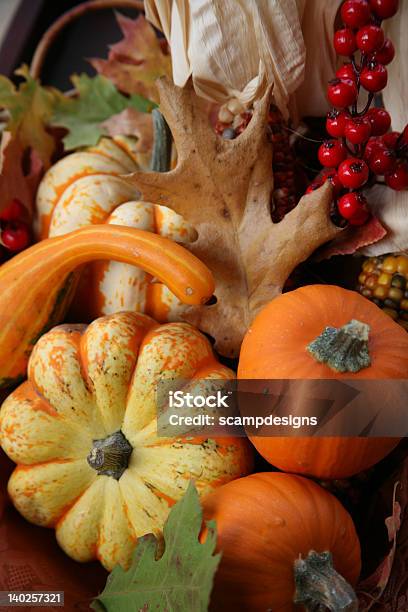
[
  {"left": 0, "top": 199, "right": 31, "bottom": 257},
  {"left": 309, "top": 0, "right": 407, "bottom": 226}
]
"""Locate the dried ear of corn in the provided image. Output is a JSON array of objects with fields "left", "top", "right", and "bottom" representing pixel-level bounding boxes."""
[{"left": 144, "top": 0, "right": 306, "bottom": 116}]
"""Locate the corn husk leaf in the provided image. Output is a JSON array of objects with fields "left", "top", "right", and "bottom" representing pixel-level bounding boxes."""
[
  {"left": 360, "top": 186, "right": 408, "bottom": 256},
  {"left": 289, "top": 0, "right": 343, "bottom": 120},
  {"left": 361, "top": 3, "right": 408, "bottom": 257},
  {"left": 144, "top": 0, "right": 306, "bottom": 116}
]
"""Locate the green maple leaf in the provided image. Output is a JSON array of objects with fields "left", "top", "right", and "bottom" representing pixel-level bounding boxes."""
[
  {"left": 51, "top": 74, "right": 156, "bottom": 150},
  {"left": 91, "top": 482, "right": 221, "bottom": 612},
  {"left": 0, "top": 65, "right": 58, "bottom": 167}
]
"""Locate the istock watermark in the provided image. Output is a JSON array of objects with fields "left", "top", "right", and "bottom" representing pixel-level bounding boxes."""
[
  {"left": 168, "top": 389, "right": 232, "bottom": 409},
  {"left": 156, "top": 378, "right": 408, "bottom": 438}
]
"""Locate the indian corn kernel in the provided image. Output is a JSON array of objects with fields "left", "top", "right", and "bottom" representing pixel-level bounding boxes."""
[{"left": 357, "top": 255, "right": 408, "bottom": 330}]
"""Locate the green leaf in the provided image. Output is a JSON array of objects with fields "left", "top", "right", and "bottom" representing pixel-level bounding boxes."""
[
  {"left": 92, "top": 482, "right": 221, "bottom": 612},
  {"left": 0, "top": 65, "right": 58, "bottom": 167},
  {"left": 51, "top": 74, "right": 156, "bottom": 150}
]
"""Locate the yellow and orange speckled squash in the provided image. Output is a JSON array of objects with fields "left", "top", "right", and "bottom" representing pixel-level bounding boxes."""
[
  {"left": 0, "top": 311, "right": 253, "bottom": 571},
  {"left": 35, "top": 127, "right": 194, "bottom": 322},
  {"left": 0, "top": 224, "right": 214, "bottom": 389}
]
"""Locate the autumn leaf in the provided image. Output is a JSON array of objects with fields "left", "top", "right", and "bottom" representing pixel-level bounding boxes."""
[
  {"left": 92, "top": 482, "right": 220, "bottom": 612},
  {"left": 102, "top": 108, "right": 153, "bottom": 153},
  {"left": 51, "top": 74, "right": 156, "bottom": 151},
  {"left": 358, "top": 454, "right": 408, "bottom": 611},
  {"left": 90, "top": 13, "right": 171, "bottom": 103},
  {"left": 126, "top": 78, "right": 341, "bottom": 357},
  {"left": 0, "top": 65, "right": 57, "bottom": 168},
  {"left": 0, "top": 132, "right": 43, "bottom": 217}
]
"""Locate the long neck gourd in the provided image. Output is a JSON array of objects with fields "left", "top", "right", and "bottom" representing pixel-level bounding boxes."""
[{"left": 0, "top": 224, "right": 213, "bottom": 388}]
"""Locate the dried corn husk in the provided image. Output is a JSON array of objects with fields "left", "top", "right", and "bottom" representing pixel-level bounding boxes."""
[
  {"left": 144, "top": 0, "right": 306, "bottom": 116},
  {"left": 144, "top": 0, "right": 344, "bottom": 120},
  {"left": 290, "top": 0, "right": 343, "bottom": 120},
  {"left": 361, "top": 1, "right": 408, "bottom": 257}
]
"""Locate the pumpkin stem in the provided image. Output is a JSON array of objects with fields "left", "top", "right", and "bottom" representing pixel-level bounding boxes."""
[
  {"left": 87, "top": 430, "right": 133, "bottom": 480},
  {"left": 294, "top": 551, "right": 358, "bottom": 612},
  {"left": 151, "top": 108, "right": 172, "bottom": 173},
  {"left": 307, "top": 319, "right": 371, "bottom": 373}
]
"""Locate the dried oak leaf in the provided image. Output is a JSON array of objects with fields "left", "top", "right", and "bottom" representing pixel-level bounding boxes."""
[
  {"left": 0, "top": 65, "right": 57, "bottom": 168},
  {"left": 90, "top": 13, "right": 171, "bottom": 103},
  {"left": 126, "top": 77, "right": 341, "bottom": 357},
  {"left": 0, "top": 132, "right": 42, "bottom": 217}
]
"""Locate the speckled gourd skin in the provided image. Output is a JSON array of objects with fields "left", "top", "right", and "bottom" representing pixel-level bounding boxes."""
[
  {"left": 35, "top": 137, "right": 195, "bottom": 322},
  {"left": 0, "top": 312, "right": 253, "bottom": 571}
]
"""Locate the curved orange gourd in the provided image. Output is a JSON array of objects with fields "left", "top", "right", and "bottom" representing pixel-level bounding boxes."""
[
  {"left": 0, "top": 225, "right": 214, "bottom": 388},
  {"left": 238, "top": 285, "right": 408, "bottom": 478},
  {"left": 202, "top": 472, "right": 361, "bottom": 611}
]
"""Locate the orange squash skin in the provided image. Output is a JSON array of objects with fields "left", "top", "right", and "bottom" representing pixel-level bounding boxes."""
[
  {"left": 202, "top": 472, "right": 361, "bottom": 612},
  {"left": 0, "top": 225, "right": 214, "bottom": 388},
  {"left": 238, "top": 285, "right": 408, "bottom": 479}
]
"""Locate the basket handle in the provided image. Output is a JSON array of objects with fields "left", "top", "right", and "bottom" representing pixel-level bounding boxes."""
[{"left": 30, "top": 0, "right": 145, "bottom": 80}]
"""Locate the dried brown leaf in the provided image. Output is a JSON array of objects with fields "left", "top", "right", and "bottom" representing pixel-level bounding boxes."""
[
  {"left": 316, "top": 216, "right": 387, "bottom": 260},
  {"left": 102, "top": 108, "right": 153, "bottom": 153},
  {"left": 0, "top": 132, "right": 43, "bottom": 217},
  {"left": 358, "top": 456, "right": 408, "bottom": 611},
  {"left": 126, "top": 77, "right": 341, "bottom": 357},
  {"left": 90, "top": 13, "right": 171, "bottom": 103}
]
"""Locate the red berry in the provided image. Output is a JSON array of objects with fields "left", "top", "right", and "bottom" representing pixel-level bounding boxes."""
[
  {"left": 334, "top": 29, "right": 358, "bottom": 56},
  {"left": 322, "top": 169, "right": 343, "bottom": 195},
  {"left": 366, "top": 107, "right": 391, "bottom": 135},
  {"left": 338, "top": 157, "right": 370, "bottom": 188},
  {"left": 341, "top": 0, "right": 372, "bottom": 28},
  {"left": 360, "top": 62, "right": 388, "bottom": 92},
  {"left": 318, "top": 140, "right": 347, "bottom": 167},
  {"left": 327, "top": 78, "right": 358, "bottom": 108},
  {"left": 0, "top": 198, "right": 26, "bottom": 222},
  {"left": 338, "top": 192, "right": 370, "bottom": 225},
  {"left": 369, "top": 0, "right": 399, "bottom": 19},
  {"left": 385, "top": 162, "right": 408, "bottom": 190},
  {"left": 356, "top": 25, "right": 385, "bottom": 53},
  {"left": 1, "top": 221, "right": 31, "bottom": 252},
  {"left": 381, "top": 131, "right": 400, "bottom": 149},
  {"left": 326, "top": 110, "right": 349, "bottom": 137},
  {"left": 373, "top": 39, "right": 395, "bottom": 65},
  {"left": 336, "top": 63, "right": 357, "bottom": 82},
  {"left": 369, "top": 148, "right": 396, "bottom": 174},
  {"left": 344, "top": 116, "right": 372, "bottom": 144},
  {"left": 364, "top": 137, "right": 386, "bottom": 160}
]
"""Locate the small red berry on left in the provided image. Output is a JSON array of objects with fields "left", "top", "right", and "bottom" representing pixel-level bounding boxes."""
[{"left": 0, "top": 199, "right": 31, "bottom": 255}]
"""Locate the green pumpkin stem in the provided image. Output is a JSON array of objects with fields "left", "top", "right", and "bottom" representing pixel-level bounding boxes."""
[
  {"left": 87, "top": 430, "right": 133, "bottom": 480},
  {"left": 307, "top": 319, "right": 371, "bottom": 373},
  {"left": 294, "top": 551, "right": 358, "bottom": 612},
  {"left": 151, "top": 108, "right": 172, "bottom": 173}
]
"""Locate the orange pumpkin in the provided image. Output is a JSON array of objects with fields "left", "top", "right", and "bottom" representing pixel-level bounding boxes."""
[
  {"left": 202, "top": 472, "right": 361, "bottom": 612},
  {"left": 238, "top": 285, "right": 408, "bottom": 478}
]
